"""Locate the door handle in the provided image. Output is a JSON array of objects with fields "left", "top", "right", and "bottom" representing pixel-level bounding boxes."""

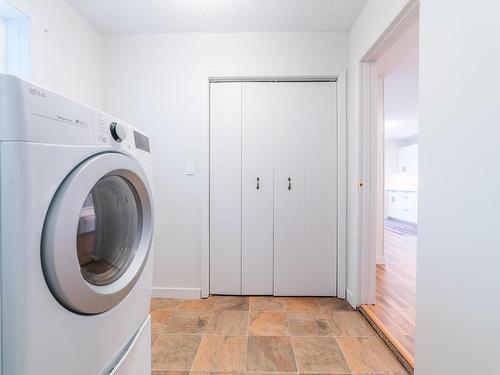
[
  {"left": 256, "top": 177, "right": 260, "bottom": 190},
  {"left": 288, "top": 177, "right": 292, "bottom": 191}
]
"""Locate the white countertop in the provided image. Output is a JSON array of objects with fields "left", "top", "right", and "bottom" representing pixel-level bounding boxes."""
[{"left": 386, "top": 188, "right": 418, "bottom": 193}]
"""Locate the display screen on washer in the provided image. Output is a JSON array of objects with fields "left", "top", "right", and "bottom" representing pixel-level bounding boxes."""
[
  {"left": 77, "top": 176, "right": 142, "bottom": 286},
  {"left": 134, "top": 131, "right": 150, "bottom": 153}
]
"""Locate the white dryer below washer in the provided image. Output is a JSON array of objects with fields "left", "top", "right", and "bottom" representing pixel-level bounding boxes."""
[{"left": 0, "top": 74, "right": 154, "bottom": 374}]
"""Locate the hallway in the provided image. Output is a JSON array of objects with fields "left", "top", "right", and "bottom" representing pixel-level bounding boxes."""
[{"left": 366, "top": 228, "right": 417, "bottom": 361}]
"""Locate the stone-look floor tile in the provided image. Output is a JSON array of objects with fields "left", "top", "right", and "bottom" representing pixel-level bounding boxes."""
[
  {"left": 188, "top": 373, "right": 297, "bottom": 375},
  {"left": 283, "top": 297, "right": 321, "bottom": 312},
  {"left": 246, "top": 336, "right": 297, "bottom": 372},
  {"left": 172, "top": 309, "right": 212, "bottom": 319},
  {"left": 326, "top": 311, "right": 375, "bottom": 337},
  {"left": 150, "top": 298, "right": 182, "bottom": 331},
  {"left": 248, "top": 311, "right": 289, "bottom": 336},
  {"left": 158, "top": 310, "right": 212, "bottom": 334},
  {"left": 250, "top": 296, "right": 284, "bottom": 311},
  {"left": 151, "top": 333, "right": 158, "bottom": 347},
  {"left": 206, "top": 310, "right": 249, "bottom": 335},
  {"left": 151, "top": 298, "right": 183, "bottom": 310},
  {"left": 316, "top": 297, "right": 354, "bottom": 312},
  {"left": 293, "top": 336, "right": 351, "bottom": 373},
  {"left": 214, "top": 296, "right": 250, "bottom": 310},
  {"left": 151, "top": 335, "right": 202, "bottom": 370},
  {"left": 336, "top": 336, "right": 406, "bottom": 374},
  {"left": 191, "top": 335, "right": 246, "bottom": 372},
  {"left": 151, "top": 308, "right": 177, "bottom": 331},
  {"left": 178, "top": 297, "right": 216, "bottom": 312},
  {"left": 287, "top": 311, "right": 332, "bottom": 336}
]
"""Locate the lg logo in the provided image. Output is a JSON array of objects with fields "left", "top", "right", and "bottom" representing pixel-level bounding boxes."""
[{"left": 29, "top": 87, "right": 48, "bottom": 98}]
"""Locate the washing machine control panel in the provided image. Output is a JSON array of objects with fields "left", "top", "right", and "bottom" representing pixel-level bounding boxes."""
[
  {"left": 92, "top": 111, "right": 150, "bottom": 155},
  {"left": 93, "top": 112, "right": 114, "bottom": 145},
  {"left": 0, "top": 75, "right": 151, "bottom": 154}
]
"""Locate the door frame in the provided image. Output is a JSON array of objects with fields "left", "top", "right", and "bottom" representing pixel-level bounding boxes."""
[
  {"left": 201, "top": 74, "right": 347, "bottom": 298},
  {"left": 357, "top": 1, "right": 419, "bottom": 305}
]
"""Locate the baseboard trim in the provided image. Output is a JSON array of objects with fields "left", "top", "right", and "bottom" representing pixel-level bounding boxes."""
[
  {"left": 359, "top": 305, "right": 414, "bottom": 374},
  {"left": 346, "top": 289, "right": 355, "bottom": 308},
  {"left": 151, "top": 287, "right": 201, "bottom": 299}
]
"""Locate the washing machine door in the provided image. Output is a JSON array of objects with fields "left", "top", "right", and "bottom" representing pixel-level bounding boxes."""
[{"left": 42, "top": 152, "right": 153, "bottom": 314}]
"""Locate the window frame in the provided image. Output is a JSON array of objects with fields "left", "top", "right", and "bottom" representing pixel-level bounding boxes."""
[{"left": 0, "top": 0, "right": 30, "bottom": 79}]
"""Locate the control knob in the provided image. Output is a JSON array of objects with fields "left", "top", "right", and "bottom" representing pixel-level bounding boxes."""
[{"left": 110, "top": 122, "right": 127, "bottom": 142}]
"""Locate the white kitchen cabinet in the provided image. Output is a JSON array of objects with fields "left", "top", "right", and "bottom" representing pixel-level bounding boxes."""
[
  {"left": 210, "top": 81, "right": 338, "bottom": 296},
  {"left": 387, "top": 190, "right": 402, "bottom": 218},
  {"left": 401, "top": 192, "right": 418, "bottom": 223},
  {"left": 398, "top": 143, "right": 418, "bottom": 174},
  {"left": 386, "top": 190, "right": 418, "bottom": 224}
]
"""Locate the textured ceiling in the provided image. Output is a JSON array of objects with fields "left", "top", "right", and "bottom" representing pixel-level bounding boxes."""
[{"left": 65, "top": 0, "right": 367, "bottom": 33}]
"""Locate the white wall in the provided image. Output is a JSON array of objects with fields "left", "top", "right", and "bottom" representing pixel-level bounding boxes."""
[
  {"left": 346, "top": 0, "right": 413, "bottom": 306},
  {"left": 416, "top": 1, "right": 500, "bottom": 374},
  {"left": 378, "top": 20, "right": 419, "bottom": 140},
  {"left": 101, "top": 32, "right": 348, "bottom": 296},
  {"left": 0, "top": 17, "right": 5, "bottom": 73},
  {"left": 7, "top": 0, "right": 102, "bottom": 107}
]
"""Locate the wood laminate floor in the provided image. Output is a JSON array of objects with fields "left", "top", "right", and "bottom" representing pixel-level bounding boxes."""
[
  {"left": 366, "top": 228, "right": 416, "bottom": 362},
  {"left": 150, "top": 296, "right": 408, "bottom": 374}
]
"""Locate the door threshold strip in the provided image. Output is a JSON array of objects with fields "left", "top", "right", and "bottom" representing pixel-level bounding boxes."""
[{"left": 359, "top": 304, "right": 414, "bottom": 375}]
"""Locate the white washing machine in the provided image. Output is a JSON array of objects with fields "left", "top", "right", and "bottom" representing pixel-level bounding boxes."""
[{"left": 0, "top": 74, "right": 154, "bottom": 374}]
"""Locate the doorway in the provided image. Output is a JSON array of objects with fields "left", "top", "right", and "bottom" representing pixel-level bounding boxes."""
[{"left": 358, "top": 3, "right": 419, "bottom": 373}]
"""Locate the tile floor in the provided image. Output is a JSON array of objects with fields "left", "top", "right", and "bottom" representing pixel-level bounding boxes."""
[{"left": 150, "top": 296, "right": 407, "bottom": 375}]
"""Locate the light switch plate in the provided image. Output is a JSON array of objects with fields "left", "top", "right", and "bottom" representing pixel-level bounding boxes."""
[{"left": 185, "top": 161, "right": 195, "bottom": 175}]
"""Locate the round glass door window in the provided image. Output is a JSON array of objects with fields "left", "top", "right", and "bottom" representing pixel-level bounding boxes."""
[{"left": 76, "top": 176, "right": 142, "bottom": 286}]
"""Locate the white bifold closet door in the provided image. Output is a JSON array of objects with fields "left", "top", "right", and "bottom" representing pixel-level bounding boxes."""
[
  {"left": 210, "top": 81, "right": 337, "bottom": 296},
  {"left": 209, "top": 82, "right": 242, "bottom": 294},
  {"left": 241, "top": 82, "right": 274, "bottom": 295},
  {"left": 274, "top": 82, "right": 338, "bottom": 296},
  {"left": 209, "top": 82, "right": 274, "bottom": 295}
]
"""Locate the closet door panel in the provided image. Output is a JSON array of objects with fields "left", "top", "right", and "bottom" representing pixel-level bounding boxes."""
[
  {"left": 209, "top": 82, "right": 242, "bottom": 295},
  {"left": 304, "top": 82, "right": 338, "bottom": 295},
  {"left": 274, "top": 83, "right": 306, "bottom": 295},
  {"left": 241, "top": 82, "right": 275, "bottom": 295}
]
